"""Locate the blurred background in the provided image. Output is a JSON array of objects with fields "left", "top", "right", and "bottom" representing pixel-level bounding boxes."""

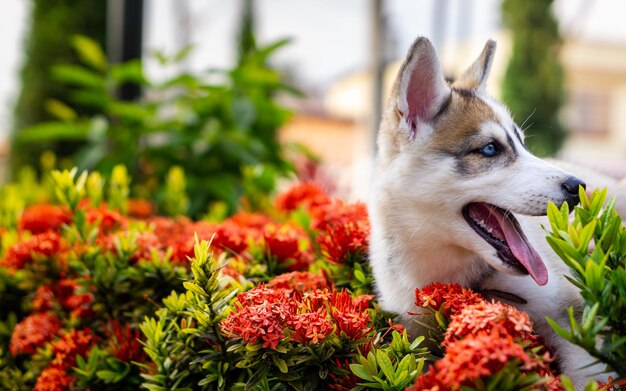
[{"left": 1, "top": 0, "right": 625, "bottom": 216}]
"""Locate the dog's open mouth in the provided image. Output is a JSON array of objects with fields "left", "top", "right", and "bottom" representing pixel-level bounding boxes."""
[{"left": 462, "top": 203, "right": 548, "bottom": 286}]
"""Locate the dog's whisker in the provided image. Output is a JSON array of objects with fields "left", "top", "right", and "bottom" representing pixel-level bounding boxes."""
[{"left": 519, "top": 108, "right": 536, "bottom": 132}]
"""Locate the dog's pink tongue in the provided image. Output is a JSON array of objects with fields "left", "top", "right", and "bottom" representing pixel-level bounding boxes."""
[{"left": 497, "top": 212, "right": 548, "bottom": 286}]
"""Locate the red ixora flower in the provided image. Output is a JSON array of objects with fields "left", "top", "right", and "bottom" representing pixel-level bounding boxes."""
[
  {"left": 329, "top": 290, "right": 374, "bottom": 341},
  {"left": 85, "top": 204, "right": 127, "bottom": 235},
  {"left": 126, "top": 198, "right": 154, "bottom": 219},
  {"left": 105, "top": 320, "right": 147, "bottom": 363},
  {"left": 311, "top": 200, "right": 368, "bottom": 232},
  {"left": 150, "top": 217, "right": 251, "bottom": 263},
  {"left": 221, "top": 300, "right": 288, "bottom": 349},
  {"left": 413, "top": 283, "right": 484, "bottom": 317},
  {"left": 317, "top": 219, "right": 370, "bottom": 263},
  {"left": 221, "top": 285, "right": 374, "bottom": 349},
  {"left": 414, "top": 327, "right": 532, "bottom": 390},
  {"left": 597, "top": 376, "right": 626, "bottom": 391},
  {"left": 262, "top": 224, "right": 312, "bottom": 271},
  {"left": 33, "top": 279, "right": 94, "bottom": 319},
  {"left": 267, "top": 271, "right": 330, "bottom": 293},
  {"left": 210, "top": 222, "right": 250, "bottom": 255},
  {"left": 50, "top": 328, "right": 96, "bottom": 369},
  {"left": 19, "top": 204, "right": 72, "bottom": 234},
  {"left": 9, "top": 313, "right": 61, "bottom": 356},
  {"left": 443, "top": 301, "right": 536, "bottom": 347},
  {"left": 226, "top": 212, "right": 272, "bottom": 231},
  {"left": 34, "top": 366, "right": 74, "bottom": 391},
  {"left": 1, "top": 231, "right": 64, "bottom": 270},
  {"left": 275, "top": 182, "right": 331, "bottom": 213},
  {"left": 288, "top": 308, "right": 334, "bottom": 344}
]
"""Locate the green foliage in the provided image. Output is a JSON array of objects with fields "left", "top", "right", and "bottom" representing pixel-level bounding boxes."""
[
  {"left": 73, "top": 346, "right": 143, "bottom": 390},
  {"left": 140, "top": 238, "right": 238, "bottom": 391},
  {"left": 546, "top": 187, "right": 626, "bottom": 377},
  {"left": 350, "top": 332, "right": 426, "bottom": 390},
  {"left": 501, "top": 0, "right": 565, "bottom": 156},
  {"left": 163, "top": 166, "right": 189, "bottom": 217},
  {"left": 11, "top": 0, "right": 106, "bottom": 173},
  {"left": 108, "top": 165, "right": 131, "bottom": 214},
  {"left": 16, "top": 35, "right": 296, "bottom": 218},
  {"left": 50, "top": 167, "right": 87, "bottom": 211}
]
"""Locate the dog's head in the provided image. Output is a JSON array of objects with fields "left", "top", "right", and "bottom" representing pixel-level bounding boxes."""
[{"left": 376, "top": 37, "right": 585, "bottom": 286}]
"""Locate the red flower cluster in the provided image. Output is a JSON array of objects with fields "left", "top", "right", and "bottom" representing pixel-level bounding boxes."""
[
  {"left": 412, "top": 328, "right": 532, "bottom": 390},
  {"left": 443, "top": 300, "right": 536, "bottom": 347},
  {"left": 127, "top": 198, "right": 154, "bottom": 219},
  {"left": 85, "top": 204, "right": 127, "bottom": 235},
  {"left": 149, "top": 217, "right": 252, "bottom": 263},
  {"left": 105, "top": 320, "right": 147, "bottom": 363},
  {"left": 220, "top": 285, "right": 373, "bottom": 349},
  {"left": 597, "top": 376, "right": 626, "bottom": 391},
  {"left": 220, "top": 286, "right": 289, "bottom": 349},
  {"left": 328, "top": 290, "right": 373, "bottom": 341},
  {"left": 311, "top": 200, "right": 368, "bottom": 232},
  {"left": 9, "top": 313, "right": 61, "bottom": 356},
  {"left": 34, "top": 367, "right": 74, "bottom": 391},
  {"left": 19, "top": 204, "right": 72, "bottom": 234},
  {"left": 50, "top": 328, "right": 96, "bottom": 369},
  {"left": 411, "top": 283, "right": 562, "bottom": 390},
  {"left": 1, "top": 231, "right": 64, "bottom": 270},
  {"left": 267, "top": 271, "right": 331, "bottom": 292},
  {"left": 275, "top": 182, "right": 331, "bottom": 213},
  {"left": 226, "top": 212, "right": 272, "bottom": 231},
  {"left": 307, "top": 200, "right": 370, "bottom": 263},
  {"left": 34, "top": 329, "right": 96, "bottom": 391},
  {"left": 33, "top": 279, "right": 94, "bottom": 319},
  {"left": 262, "top": 224, "right": 312, "bottom": 271},
  {"left": 317, "top": 220, "right": 370, "bottom": 263},
  {"left": 414, "top": 282, "right": 484, "bottom": 317},
  {"left": 289, "top": 308, "right": 335, "bottom": 344}
]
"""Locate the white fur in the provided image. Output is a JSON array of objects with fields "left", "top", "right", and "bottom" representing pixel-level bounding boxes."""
[{"left": 369, "top": 37, "right": 620, "bottom": 388}]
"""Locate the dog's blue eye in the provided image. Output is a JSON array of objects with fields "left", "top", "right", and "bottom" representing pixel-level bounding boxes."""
[{"left": 479, "top": 143, "right": 498, "bottom": 157}]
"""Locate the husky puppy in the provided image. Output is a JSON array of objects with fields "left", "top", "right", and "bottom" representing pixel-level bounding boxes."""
[{"left": 368, "top": 37, "right": 623, "bottom": 386}]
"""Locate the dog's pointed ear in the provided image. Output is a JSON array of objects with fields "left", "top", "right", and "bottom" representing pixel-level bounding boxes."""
[
  {"left": 453, "top": 40, "right": 496, "bottom": 92},
  {"left": 394, "top": 37, "right": 450, "bottom": 139}
]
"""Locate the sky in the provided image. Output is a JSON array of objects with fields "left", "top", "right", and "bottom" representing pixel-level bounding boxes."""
[{"left": 1, "top": 0, "right": 626, "bottom": 138}]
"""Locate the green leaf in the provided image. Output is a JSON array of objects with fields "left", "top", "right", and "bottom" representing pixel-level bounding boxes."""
[
  {"left": 577, "top": 221, "right": 597, "bottom": 254},
  {"left": 272, "top": 355, "right": 288, "bottom": 374},
  {"left": 17, "top": 121, "right": 90, "bottom": 142},
  {"left": 52, "top": 64, "right": 105, "bottom": 88},
  {"left": 45, "top": 99, "right": 77, "bottom": 121},
  {"left": 350, "top": 364, "right": 375, "bottom": 382},
  {"left": 547, "top": 202, "right": 564, "bottom": 233},
  {"left": 183, "top": 281, "right": 207, "bottom": 297},
  {"left": 546, "top": 316, "right": 573, "bottom": 340},
  {"left": 110, "top": 60, "right": 149, "bottom": 86},
  {"left": 376, "top": 350, "right": 395, "bottom": 381},
  {"left": 72, "top": 34, "right": 108, "bottom": 72}
]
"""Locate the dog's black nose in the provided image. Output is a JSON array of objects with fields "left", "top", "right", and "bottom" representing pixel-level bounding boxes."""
[{"left": 561, "top": 176, "right": 586, "bottom": 207}]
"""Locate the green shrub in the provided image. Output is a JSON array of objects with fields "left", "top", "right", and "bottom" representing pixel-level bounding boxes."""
[
  {"left": 17, "top": 36, "right": 297, "bottom": 218},
  {"left": 546, "top": 187, "right": 626, "bottom": 378}
]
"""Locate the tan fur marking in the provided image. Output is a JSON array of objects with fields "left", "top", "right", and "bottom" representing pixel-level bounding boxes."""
[
  {"left": 429, "top": 92, "right": 498, "bottom": 153},
  {"left": 428, "top": 93, "right": 515, "bottom": 175}
]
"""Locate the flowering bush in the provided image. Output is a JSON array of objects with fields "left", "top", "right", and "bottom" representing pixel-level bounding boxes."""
[{"left": 0, "top": 167, "right": 624, "bottom": 390}]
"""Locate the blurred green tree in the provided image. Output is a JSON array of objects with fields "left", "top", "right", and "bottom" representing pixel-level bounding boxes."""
[
  {"left": 501, "top": 0, "right": 565, "bottom": 156},
  {"left": 11, "top": 0, "right": 106, "bottom": 174}
]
